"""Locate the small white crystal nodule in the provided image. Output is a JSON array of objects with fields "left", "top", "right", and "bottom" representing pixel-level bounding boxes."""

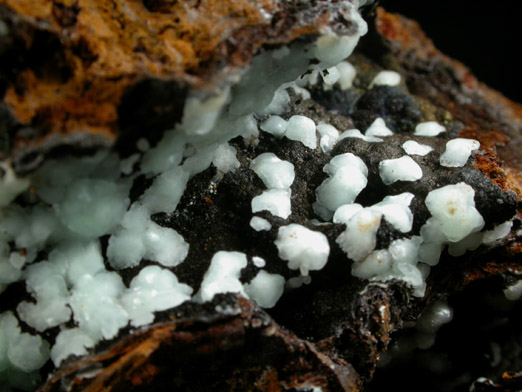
[
  {"left": 414, "top": 121, "right": 446, "bottom": 136},
  {"left": 425, "top": 183, "right": 485, "bottom": 242},
  {"left": 370, "top": 70, "right": 401, "bottom": 87},
  {"left": 402, "top": 140, "right": 433, "bottom": 156},
  {"left": 379, "top": 156, "right": 423, "bottom": 185},
  {"left": 283, "top": 115, "right": 317, "bottom": 149},
  {"left": 275, "top": 224, "right": 330, "bottom": 276},
  {"left": 250, "top": 153, "right": 295, "bottom": 189},
  {"left": 439, "top": 138, "right": 480, "bottom": 167}
]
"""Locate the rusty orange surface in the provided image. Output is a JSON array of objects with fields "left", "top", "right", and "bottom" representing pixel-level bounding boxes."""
[{"left": 0, "top": 0, "right": 327, "bottom": 157}]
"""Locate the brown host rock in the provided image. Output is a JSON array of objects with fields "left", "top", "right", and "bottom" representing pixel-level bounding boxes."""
[
  {"left": 0, "top": 1, "right": 521, "bottom": 391},
  {"left": 0, "top": 0, "right": 348, "bottom": 171}
]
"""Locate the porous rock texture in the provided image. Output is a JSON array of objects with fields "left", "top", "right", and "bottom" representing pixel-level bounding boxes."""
[{"left": 0, "top": 2, "right": 521, "bottom": 392}]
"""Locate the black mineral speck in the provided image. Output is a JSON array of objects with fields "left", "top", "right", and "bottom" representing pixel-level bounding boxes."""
[
  {"left": 352, "top": 85, "right": 422, "bottom": 132},
  {"left": 309, "top": 84, "right": 362, "bottom": 116},
  {"left": 375, "top": 219, "right": 404, "bottom": 250}
]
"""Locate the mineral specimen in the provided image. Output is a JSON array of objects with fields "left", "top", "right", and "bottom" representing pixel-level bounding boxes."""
[{"left": 0, "top": 0, "right": 521, "bottom": 391}]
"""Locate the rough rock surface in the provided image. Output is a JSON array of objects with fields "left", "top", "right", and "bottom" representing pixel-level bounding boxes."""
[
  {"left": 0, "top": 0, "right": 352, "bottom": 172},
  {"left": 0, "top": 2, "right": 521, "bottom": 392},
  {"left": 41, "top": 296, "right": 362, "bottom": 392},
  {"left": 366, "top": 7, "right": 522, "bottom": 284}
]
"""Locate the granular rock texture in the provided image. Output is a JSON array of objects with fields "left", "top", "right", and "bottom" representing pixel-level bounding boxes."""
[{"left": 0, "top": 2, "right": 521, "bottom": 392}]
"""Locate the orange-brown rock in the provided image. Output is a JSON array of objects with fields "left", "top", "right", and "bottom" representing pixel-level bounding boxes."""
[{"left": 0, "top": 0, "right": 346, "bottom": 171}]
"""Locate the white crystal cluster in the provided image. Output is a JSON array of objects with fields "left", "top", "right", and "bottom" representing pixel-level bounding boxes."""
[
  {"left": 0, "top": 15, "right": 372, "bottom": 386},
  {"left": 198, "top": 251, "right": 248, "bottom": 302},
  {"left": 197, "top": 250, "right": 285, "bottom": 309},
  {"left": 259, "top": 115, "right": 319, "bottom": 149},
  {"left": 250, "top": 153, "right": 295, "bottom": 189},
  {"left": 316, "top": 123, "right": 340, "bottom": 153},
  {"left": 0, "top": 312, "right": 49, "bottom": 390},
  {"left": 332, "top": 192, "right": 427, "bottom": 295},
  {"left": 314, "top": 153, "right": 368, "bottom": 220},
  {"left": 275, "top": 224, "right": 330, "bottom": 276},
  {"left": 0, "top": 3, "right": 517, "bottom": 388},
  {"left": 250, "top": 152, "right": 295, "bottom": 219},
  {"left": 330, "top": 178, "right": 511, "bottom": 296},
  {"left": 419, "top": 183, "right": 512, "bottom": 263},
  {"left": 310, "top": 138, "right": 512, "bottom": 296}
]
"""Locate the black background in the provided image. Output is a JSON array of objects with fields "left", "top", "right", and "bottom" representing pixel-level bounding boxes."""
[{"left": 382, "top": 1, "right": 522, "bottom": 104}]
